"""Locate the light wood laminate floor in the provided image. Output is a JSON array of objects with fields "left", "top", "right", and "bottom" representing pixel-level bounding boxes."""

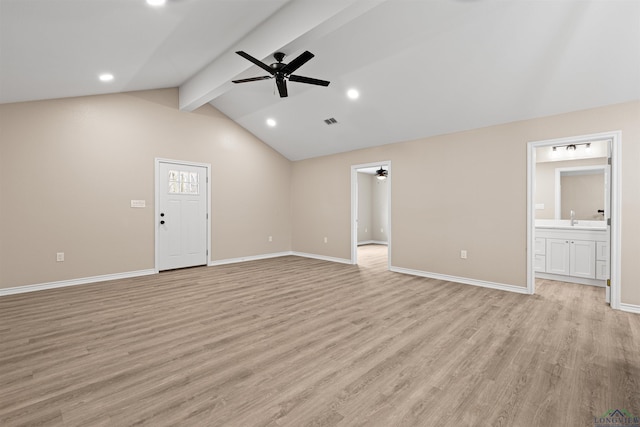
[{"left": 1, "top": 244, "right": 639, "bottom": 426}]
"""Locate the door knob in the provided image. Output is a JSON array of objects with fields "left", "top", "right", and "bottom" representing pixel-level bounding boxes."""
[
  {"left": 160, "top": 213, "right": 165, "bottom": 217},
  {"left": 160, "top": 220, "right": 165, "bottom": 225}
]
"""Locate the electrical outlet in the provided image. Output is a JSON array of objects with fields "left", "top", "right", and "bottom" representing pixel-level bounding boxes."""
[
  {"left": 268, "top": 236, "right": 273, "bottom": 242},
  {"left": 324, "top": 237, "right": 328, "bottom": 243},
  {"left": 56, "top": 252, "right": 64, "bottom": 262},
  {"left": 380, "top": 228, "right": 384, "bottom": 233},
  {"left": 460, "top": 250, "right": 467, "bottom": 259}
]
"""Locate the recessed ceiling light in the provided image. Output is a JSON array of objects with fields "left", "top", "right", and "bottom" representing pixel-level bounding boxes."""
[
  {"left": 266, "top": 118, "right": 277, "bottom": 127},
  {"left": 98, "top": 73, "right": 114, "bottom": 82},
  {"left": 146, "top": 0, "right": 166, "bottom": 6},
  {"left": 347, "top": 89, "right": 359, "bottom": 100}
]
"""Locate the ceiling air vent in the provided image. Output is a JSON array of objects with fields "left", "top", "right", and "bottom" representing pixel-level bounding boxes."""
[{"left": 324, "top": 117, "right": 338, "bottom": 125}]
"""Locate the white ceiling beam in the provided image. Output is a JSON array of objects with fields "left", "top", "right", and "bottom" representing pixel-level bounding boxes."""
[{"left": 178, "top": 0, "right": 387, "bottom": 112}]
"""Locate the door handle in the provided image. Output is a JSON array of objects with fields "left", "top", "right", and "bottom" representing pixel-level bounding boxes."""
[{"left": 160, "top": 220, "right": 165, "bottom": 225}]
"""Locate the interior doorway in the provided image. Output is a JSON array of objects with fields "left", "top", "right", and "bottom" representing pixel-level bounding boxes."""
[
  {"left": 351, "top": 161, "right": 391, "bottom": 269},
  {"left": 527, "top": 131, "right": 621, "bottom": 309}
]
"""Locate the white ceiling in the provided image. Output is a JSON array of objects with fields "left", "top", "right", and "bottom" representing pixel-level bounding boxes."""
[{"left": 2, "top": 0, "right": 639, "bottom": 161}]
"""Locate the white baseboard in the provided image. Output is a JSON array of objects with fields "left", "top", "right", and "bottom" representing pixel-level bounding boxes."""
[
  {"left": 208, "top": 252, "right": 292, "bottom": 266},
  {"left": 0, "top": 269, "right": 157, "bottom": 297},
  {"left": 536, "top": 272, "right": 606, "bottom": 287},
  {"left": 291, "top": 251, "right": 352, "bottom": 265},
  {"left": 357, "top": 241, "right": 388, "bottom": 246},
  {"left": 390, "top": 266, "right": 530, "bottom": 295},
  {"left": 619, "top": 303, "right": 640, "bottom": 314},
  {"left": 210, "top": 251, "right": 352, "bottom": 266}
]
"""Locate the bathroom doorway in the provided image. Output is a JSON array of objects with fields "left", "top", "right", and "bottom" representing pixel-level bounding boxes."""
[
  {"left": 351, "top": 161, "right": 391, "bottom": 269},
  {"left": 527, "top": 132, "right": 621, "bottom": 309}
]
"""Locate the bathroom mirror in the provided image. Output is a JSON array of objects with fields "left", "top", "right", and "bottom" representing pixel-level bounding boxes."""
[{"left": 555, "top": 166, "right": 607, "bottom": 220}]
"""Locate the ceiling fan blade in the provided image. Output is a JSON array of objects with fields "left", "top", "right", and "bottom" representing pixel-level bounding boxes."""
[
  {"left": 289, "top": 75, "right": 330, "bottom": 87},
  {"left": 276, "top": 76, "right": 288, "bottom": 98},
  {"left": 281, "top": 51, "right": 314, "bottom": 75},
  {"left": 232, "top": 76, "right": 272, "bottom": 84},
  {"left": 236, "top": 51, "right": 275, "bottom": 74}
]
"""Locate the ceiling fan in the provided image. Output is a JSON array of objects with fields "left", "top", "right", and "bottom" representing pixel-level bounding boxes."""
[{"left": 232, "top": 51, "right": 330, "bottom": 98}]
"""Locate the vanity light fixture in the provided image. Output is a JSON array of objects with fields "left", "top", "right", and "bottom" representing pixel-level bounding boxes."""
[
  {"left": 551, "top": 142, "right": 593, "bottom": 152},
  {"left": 375, "top": 166, "right": 388, "bottom": 181}
]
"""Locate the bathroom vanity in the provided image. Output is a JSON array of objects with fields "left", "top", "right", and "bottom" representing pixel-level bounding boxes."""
[{"left": 535, "top": 220, "right": 608, "bottom": 287}]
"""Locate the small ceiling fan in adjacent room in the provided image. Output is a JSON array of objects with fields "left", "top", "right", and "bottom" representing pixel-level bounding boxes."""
[{"left": 232, "top": 51, "right": 330, "bottom": 98}]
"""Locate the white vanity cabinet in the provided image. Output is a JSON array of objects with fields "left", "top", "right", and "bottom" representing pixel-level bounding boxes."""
[{"left": 535, "top": 227, "right": 608, "bottom": 286}]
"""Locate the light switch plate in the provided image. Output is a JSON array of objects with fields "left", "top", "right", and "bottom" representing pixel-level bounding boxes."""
[{"left": 131, "top": 200, "right": 146, "bottom": 208}]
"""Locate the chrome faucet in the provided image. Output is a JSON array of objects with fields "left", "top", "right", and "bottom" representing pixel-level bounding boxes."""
[{"left": 570, "top": 209, "right": 577, "bottom": 226}]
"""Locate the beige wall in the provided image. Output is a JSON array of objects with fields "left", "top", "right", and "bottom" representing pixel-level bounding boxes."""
[
  {"left": 357, "top": 173, "right": 372, "bottom": 243},
  {"left": 357, "top": 173, "right": 388, "bottom": 244},
  {"left": 2, "top": 91, "right": 639, "bottom": 307},
  {"left": 0, "top": 89, "right": 292, "bottom": 288},
  {"left": 371, "top": 177, "right": 388, "bottom": 243},
  {"left": 291, "top": 101, "right": 640, "bottom": 305}
]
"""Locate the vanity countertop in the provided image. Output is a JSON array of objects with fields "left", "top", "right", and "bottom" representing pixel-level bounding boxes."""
[{"left": 535, "top": 219, "right": 606, "bottom": 231}]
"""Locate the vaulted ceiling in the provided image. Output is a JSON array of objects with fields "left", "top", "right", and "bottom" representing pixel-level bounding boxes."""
[{"left": 2, "top": 0, "right": 639, "bottom": 160}]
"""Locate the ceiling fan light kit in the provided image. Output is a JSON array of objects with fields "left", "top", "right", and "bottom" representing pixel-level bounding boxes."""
[
  {"left": 376, "top": 167, "right": 388, "bottom": 180},
  {"left": 233, "top": 51, "right": 330, "bottom": 98}
]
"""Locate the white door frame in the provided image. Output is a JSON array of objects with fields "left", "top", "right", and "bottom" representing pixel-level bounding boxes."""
[
  {"left": 526, "top": 131, "right": 621, "bottom": 309},
  {"left": 155, "top": 158, "right": 212, "bottom": 273},
  {"left": 351, "top": 161, "right": 391, "bottom": 269}
]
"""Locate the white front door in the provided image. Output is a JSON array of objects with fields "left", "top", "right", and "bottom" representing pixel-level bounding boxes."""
[{"left": 157, "top": 161, "right": 208, "bottom": 271}]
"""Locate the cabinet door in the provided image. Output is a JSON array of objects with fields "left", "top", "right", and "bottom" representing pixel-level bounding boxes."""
[
  {"left": 596, "top": 241, "right": 608, "bottom": 261},
  {"left": 534, "top": 255, "right": 546, "bottom": 272},
  {"left": 596, "top": 260, "right": 609, "bottom": 280},
  {"left": 535, "top": 237, "right": 546, "bottom": 255},
  {"left": 595, "top": 242, "right": 609, "bottom": 280},
  {"left": 570, "top": 240, "right": 596, "bottom": 279},
  {"left": 546, "top": 239, "right": 570, "bottom": 276}
]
